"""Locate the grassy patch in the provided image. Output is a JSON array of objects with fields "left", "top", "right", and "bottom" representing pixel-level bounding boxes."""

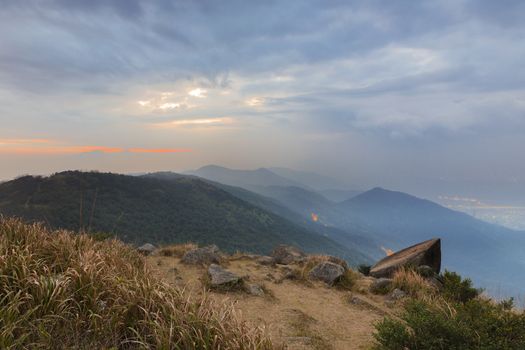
[
  {"left": 391, "top": 267, "right": 437, "bottom": 298},
  {"left": 156, "top": 242, "right": 198, "bottom": 258},
  {"left": 0, "top": 216, "right": 274, "bottom": 349},
  {"left": 288, "top": 309, "right": 333, "bottom": 350}
]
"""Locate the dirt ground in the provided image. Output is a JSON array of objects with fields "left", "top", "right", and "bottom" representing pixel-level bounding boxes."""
[{"left": 147, "top": 255, "right": 396, "bottom": 350}]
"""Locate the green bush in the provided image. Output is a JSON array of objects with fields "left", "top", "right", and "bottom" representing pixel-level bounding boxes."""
[
  {"left": 441, "top": 270, "right": 481, "bottom": 303},
  {"left": 373, "top": 271, "right": 525, "bottom": 350}
]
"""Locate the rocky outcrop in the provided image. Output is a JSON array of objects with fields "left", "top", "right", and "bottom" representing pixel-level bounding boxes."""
[
  {"left": 137, "top": 243, "right": 156, "bottom": 255},
  {"left": 370, "top": 239, "right": 441, "bottom": 278},
  {"left": 271, "top": 245, "right": 306, "bottom": 265},
  {"left": 208, "top": 264, "right": 241, "bottom": 287},
  {"left": 308, "top": 261, "right": 345, "bottom": 285},
  {"left": 182, "top": 245, "right": 221, "bottom": 265}
]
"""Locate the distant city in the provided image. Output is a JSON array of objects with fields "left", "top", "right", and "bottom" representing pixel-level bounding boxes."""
[{"left": 438, "top": 196, "right": 525, "bottom": 231}]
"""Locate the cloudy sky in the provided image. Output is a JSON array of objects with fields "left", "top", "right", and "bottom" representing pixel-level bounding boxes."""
[{"left": 1, "top": 0, "right": 524, "bottom": 201}]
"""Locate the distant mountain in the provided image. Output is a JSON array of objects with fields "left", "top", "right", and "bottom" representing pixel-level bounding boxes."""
[
  {"left": 252, "top": 185, "right": 335, "bottom": 219},
  {"left": 318, "top": 189, "right": 362, "bottom": 203},
  {"left": 0, "top": 171, "right": 368, "bottom": 263},
  {"left": 268, "top": 167, "right": 347, "bottom": 190},
  {"left": 336, "top": 187, "right": 525, "bottom": 297},
  {"left": 186, "top": 165, "right": 306, "bottom": 189}
]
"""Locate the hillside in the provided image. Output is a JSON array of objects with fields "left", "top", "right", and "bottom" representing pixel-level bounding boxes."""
[
  {"left": 0, "top": 171, "right": 365, "bottom": 262},
  {"left": 148, "top": 172, "right": 376, "bottom": 263}
]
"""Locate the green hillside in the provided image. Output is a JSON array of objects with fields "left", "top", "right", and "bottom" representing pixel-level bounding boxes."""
[{"left": 0, "top": 171, "right": 367, "bottom": 263}]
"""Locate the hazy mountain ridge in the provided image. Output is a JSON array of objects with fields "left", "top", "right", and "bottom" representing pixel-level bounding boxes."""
[{"left": 0, "top": 171, "right": 368, "bottom": 264}]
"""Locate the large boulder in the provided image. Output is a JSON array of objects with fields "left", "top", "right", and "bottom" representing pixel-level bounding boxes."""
[
  {"left": 272, "top": 245, "right": 306, "bottom": 265},
  {"left": 208, "top": 264, "right": 241, "bottom": 287},
  {"left": 137, "top": 243, "right": 156, "bottom": 256},
  {"left": 308, "top": 261, "right": 345, "bottom": 285},
  {"left": 182, "top": 245, "right": 221, "bottom": 265},
  {"left": 370, "top": 238, "right": 441, "bottom": 278}
]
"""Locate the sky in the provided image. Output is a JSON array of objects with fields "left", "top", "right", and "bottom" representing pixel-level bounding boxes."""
[{"left": 1, "top": 0, "right": 524, "bottom": 203}]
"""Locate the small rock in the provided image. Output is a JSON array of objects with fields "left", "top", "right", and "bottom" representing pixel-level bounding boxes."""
[
  {"left": 137, "top": 243, "right": 156, "bottom": 256},
  {"left": 370, "top": 278, "right": 393, "bottom": 294},
  {"left": 182, "top": 245, "right": 221, "bottom": 265},
  {"left": 308, "top": 261, "right": 345, "bottom": 285},
  {"left": 208, "top": 264, "right": 241, "bottom": 287},
  {"left": 271, "top": 245, "right": 306, "bottom": 265},
  {"left": 388, "top": 288, "right": 407, "bottom": 301},
  {"left": 245, "top": 283, "right": 265, "bottom": 296},
  {"left": 257, "top": 256, "right": 275, "bottom": 266}
]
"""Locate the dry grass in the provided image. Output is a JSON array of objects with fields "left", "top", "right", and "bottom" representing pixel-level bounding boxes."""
[
  {"left": 156, "top": 242, "right": 198, "bottom": 258},
  {"left": 0, "top": 216, "right": 274, "bottom": 349},
  {"left": 391, "top": 267, "right": 438, "bottom": 298}
]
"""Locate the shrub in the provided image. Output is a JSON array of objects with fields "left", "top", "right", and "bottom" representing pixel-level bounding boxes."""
[
  {"left": 358, "top": 264, "right": 371, "bottom": 276},
  {"left": 336, "top": 268, "right": 360, "bottom": 291},
  {"left": 0, "top": 216, "right": 275, "bottom": 349},
  {"left": 441, "top": 270, "right": 481, "bottom": 303},
  {"left": 374, "top": 272, "right": 525, "bottom": 350}
]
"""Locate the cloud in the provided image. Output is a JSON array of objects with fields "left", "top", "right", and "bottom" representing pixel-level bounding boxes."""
[
  {"left": 152, "top": 118, "right": 233, "bottom": 128},
  {"left": 128, "top": 148, "right": 191, "bottom": 153},
  {"left": 0, "top": 139, "right": 191, "bottom": 155}
]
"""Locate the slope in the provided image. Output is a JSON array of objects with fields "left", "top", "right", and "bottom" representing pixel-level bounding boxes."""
[{"left": 0, "top": 171, "right": 363, "bottom": 262}]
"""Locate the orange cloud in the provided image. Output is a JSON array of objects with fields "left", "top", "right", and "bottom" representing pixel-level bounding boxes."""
[
  {"left": 0, "top": 138, "right": 52, "bottom": 145},
  {"left": 0, "top": 139, "right": 190, "bottom": 155},
  {"left": 128, "top": 148, "right": 192, "bottom": 153},
  {"left": 0, "top": 145, "right": 124, "bottom": 155}
]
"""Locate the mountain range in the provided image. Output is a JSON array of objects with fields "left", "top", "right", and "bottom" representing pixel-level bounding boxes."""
[
  {"left": 0, "top": 171, "right": 368, "bottom": 264},
  {"left": 1, "top": 166, "right": 524, "bottom": 298}
]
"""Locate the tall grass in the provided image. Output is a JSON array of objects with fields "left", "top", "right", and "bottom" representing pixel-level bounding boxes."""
[
  {"left": 391, "top": 267, "right": 437, "bottom": 298},
  {"left": 0, "top": 216, "right": 274, "bottom": 349}
]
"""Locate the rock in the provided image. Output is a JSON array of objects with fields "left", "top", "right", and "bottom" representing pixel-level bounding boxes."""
[
  {"left": 324, "top": 256, "right": 349, "bottom": 270},
  {"left": 370, "top": 238, "right": 441, "bottom": 278},
  {"left": 245, "top": 283, "right": 265, "bottom": 296},
  {"left": 271, "top": 245, "right": 306, "bottom": 265},
  {"left": 370, "top": 278, "right": 393, "bottom": 294},
  {"left": 207, "top": 264, "right": 241, "bottom": 287},
  {"left": 181, "top": 245, "right": 221, "bottom": 265},
  {"left": 308, "top": 261, "right": 345, "bottom": 285},
  {"left": 257, "top": 256, "right": 275, "bottom": 266},
  {"left": 388, "top": 288, "right": 407, "bottom": 301},
  {"left": 137, "top": 243, "right": 156, "bottom": 256}
]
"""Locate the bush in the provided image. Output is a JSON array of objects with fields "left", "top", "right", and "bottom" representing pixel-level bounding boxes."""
[
  {"left": 0, "top": 217, "right": 274, "bottom": 349},
  {"left": 374, "top": 271, "right": 525, "bottom": 350},
  {"left": 358, "top": 264, "right": 371, "bottom": 276},
  {"left": 441, "top": 270, "right": 481, "bottom": 303}
]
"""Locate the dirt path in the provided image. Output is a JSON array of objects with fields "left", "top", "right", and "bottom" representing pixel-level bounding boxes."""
[{"left": 148, "top": 256, "right": 389, "bottom": 349}]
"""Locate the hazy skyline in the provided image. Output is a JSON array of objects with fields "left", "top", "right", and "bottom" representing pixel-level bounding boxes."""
[{"left": 1, "top": 1, "right": 524, "bottom": 202}]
